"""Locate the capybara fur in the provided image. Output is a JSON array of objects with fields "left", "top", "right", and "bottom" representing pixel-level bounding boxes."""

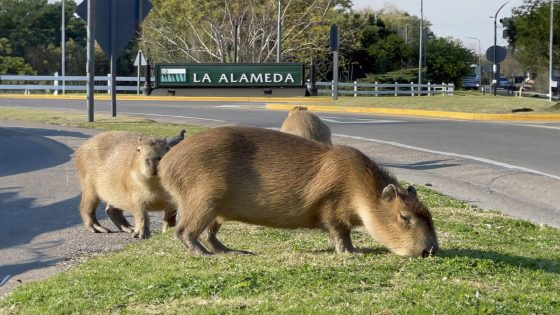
[
  {"left": 280, "top": 106, "right": 332, "bottom": 145},
  {"left": 159, "top": 127, "right": 438, "bottom": 257},
  {"left": 76, "top": 131, "right": 176, "bottom": 239}
]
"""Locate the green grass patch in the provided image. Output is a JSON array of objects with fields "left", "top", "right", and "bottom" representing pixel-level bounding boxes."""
[
  {"left": 1, "top": 187, "right": 559, "bottom": 314},
  {"left": 1, "top": 106, "right": 559, "bottom": 314},
  {"left": 305, "top": 93, "right": 558, "bottom": 114},
  {"left": 0, "top": 107, "right": 207, "bottom": 137}
]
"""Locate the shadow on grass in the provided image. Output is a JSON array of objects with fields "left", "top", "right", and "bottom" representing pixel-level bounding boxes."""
[
  {"left": 311, "top": 247, "right": 390, "bottom": 255},
  {"left": 440, "top": 248, "right": 560, "bottom": 274}
]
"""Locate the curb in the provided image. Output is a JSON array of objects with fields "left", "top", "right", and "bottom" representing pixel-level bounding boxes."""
[
  {"left": 266, "top": 104, "right": 560, "bottom": 122},
  {"left": 0, "top": 94, "right": 331, "bottom": 103}
]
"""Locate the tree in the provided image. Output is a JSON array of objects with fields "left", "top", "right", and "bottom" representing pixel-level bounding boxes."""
[
  {"left": 426, "top": 37, "right": 474, "bottom": 85},
  {"left": 0, "top": 38, "right": 35, "bottom": 74},
  {"left": 503, "top": 0, "right": 559, "bottom": 71},
  {"left": 139, "top": 0, "right": 354, "bottom": 78}
]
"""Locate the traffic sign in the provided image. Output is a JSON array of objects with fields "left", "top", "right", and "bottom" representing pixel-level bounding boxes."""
[
  {"left": 134, "top": 50, "right": 147, "bottom": 66},
  {"left": 76, "top": 0, "right": 152, "bottom": 58},
  {"left": 485, "top": 45, "right": 507, "bottom": 63}
]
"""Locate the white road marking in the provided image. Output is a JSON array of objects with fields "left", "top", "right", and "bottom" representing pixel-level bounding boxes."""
[
  {"left": 334, "top": 133, "right": 560, "bottom": 181},
  {"left": 126, "top": 112, "right": 227, "bottom": 123},
  {"left": 320, "top": 116, "right": 406, "bottom": 124},
  {"left": 495, "top": 122, "right": 560, "bottom": 131},
  {"left": 0, "top": 275, "right": 11, "bottom": 287}
]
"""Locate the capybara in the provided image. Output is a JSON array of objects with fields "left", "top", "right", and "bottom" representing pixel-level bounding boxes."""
[
  {"left": 76, "top": 131, "right": 176, "bottom": 239},
  {"left": 280, "top": 106, "right": 332, "bottom": 145},
  {"left": 159, "top": 127, "right": 438, "bottom": 257}
]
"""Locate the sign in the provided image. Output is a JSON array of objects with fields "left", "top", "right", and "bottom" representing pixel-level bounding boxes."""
[
  {"left": 134, "top": 50, "right": 147, "bottom": 66},
  {"left": 329, "top": 25, "right": 339, "bottom": 52},
  {"left": 485, "top": 45, "right": 507, "bottom": 63},
  {"left": 76, "top": 0, "right": 152, "bottom": 58},
  {"left": 155, "top": 63, "right": 304, "bottom": 88}
]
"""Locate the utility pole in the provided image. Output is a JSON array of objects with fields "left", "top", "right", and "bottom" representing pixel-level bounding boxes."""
[
  {"left": 61, "top": 0, "right": 65, "bottom": 94},
  {"left": 277, "top": 0, "right": 282, "bottom": 63},
  {"left": 418, "top": 0, "right": 424, "bottom": 93},
  {"left": 492, "top": 1, "right": 510, "bottom": 96},
  {"left": 86, "top": 0, "right": 95, "bottom": 122},
  {"left": 549, "top": 0, "right": 555, "bottom": 101}
]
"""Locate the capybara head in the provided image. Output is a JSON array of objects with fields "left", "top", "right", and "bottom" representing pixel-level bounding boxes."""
[
  {"left": 135, "top": 137, "right": 170, "bottom": 178},
  {"left": 288, "top": 106, "right": 308, "bottom": 116},
  {"left": 375, "top": 184, "right": 438, "bottom": 257}
]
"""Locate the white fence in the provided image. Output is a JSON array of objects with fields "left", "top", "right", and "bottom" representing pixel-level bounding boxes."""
[
  {"left": 1, "top": 74, "right": 455, "bottom": 97},
  {"left": 316, "top": 81, "right": 454, "bottom": 96},
  {"left": 0, "top": 73, "right": 148, "bottom": 94}
]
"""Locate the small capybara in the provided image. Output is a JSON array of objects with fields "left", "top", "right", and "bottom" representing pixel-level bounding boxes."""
[
  {"left": 76, "top": 131, "right": 176, "bottom": 239},
  {"left": 280, "top": 106, "right": 332, "bottom": 145},
  {"left": 159, "top": 127, "right": 438, "bottom": 257}
]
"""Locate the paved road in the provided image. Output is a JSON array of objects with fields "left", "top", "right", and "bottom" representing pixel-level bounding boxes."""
[{"left": 1, "top": 97, "right": 559, "bottom": 296}]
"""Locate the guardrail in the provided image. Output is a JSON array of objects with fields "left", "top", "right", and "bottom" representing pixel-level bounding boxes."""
[
  {"left": 315, "top": 81, "right": 454, "bottom": 96},
  {"left": 0, "top": 73, "right": 149, "bottom": 94}
]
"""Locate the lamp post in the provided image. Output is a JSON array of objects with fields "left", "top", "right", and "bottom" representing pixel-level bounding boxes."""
[
  {"left": 418, "top": 0, "right": 424, "bottom": 92},
  {"left": 276, "top": 0, "right": 282, "bottom": 63},
  {"left": 61, "top": 0, "right": 65, "bottom": 94},
  {"left": 467, "top": 37, "right": 481, "bottom": 91},
  {"left": 492, "top": 1, "right": 510, "bottom": 96},
  {"left": 549, "top": 0, "right": 555, "bottom": 101}
]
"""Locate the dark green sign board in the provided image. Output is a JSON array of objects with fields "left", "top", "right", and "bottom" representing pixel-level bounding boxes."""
[{"left": 155, "top": 63, "right": 304, "bottom": 88}]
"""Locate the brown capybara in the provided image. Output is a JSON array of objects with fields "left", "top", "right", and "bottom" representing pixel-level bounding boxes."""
[
  {"left": 76, "top": 131, "right": 176, "bottom": 239},
  {"left": 158, "top": 127, "right": 438, "bottom": 257},
  {"left": 280, "top": 106, "right": 332, "bottom": 145}
]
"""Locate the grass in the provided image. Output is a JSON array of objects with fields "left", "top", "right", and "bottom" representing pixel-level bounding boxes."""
[
  {"left": 1, "top": 107, "right": 559, "bottom": 314},
  {"left": 0, "top": 107, "right": 207, "bottom": 137},
  {"left": 1, "top": 187, "right": 559, "bottom": 314},
  {"left": 304, "top": 92, "right": 559, "bottom": 114}
]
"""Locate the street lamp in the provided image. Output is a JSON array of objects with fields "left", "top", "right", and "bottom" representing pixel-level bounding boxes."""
[
  {"left": 467, "top": 37, "right": 481, "bottom": 91},
  {"left": 549, "top": 0, "right": 555, "bottom": 101},
  {"left": 418, "top": 0, "right": 424, "bottom": 91},
  {"left": 491, "top": 1, "right": 510, "bottom": 96},
  {"left": 277, "top": 0, "right": 282, "bottom": 63},
  {"left": 61, "top": 0, "right": 65, "bottom": 94}
]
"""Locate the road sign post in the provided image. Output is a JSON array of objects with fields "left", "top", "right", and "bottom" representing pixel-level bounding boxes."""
[
  {"left": 330, "top": 25, "right": 339, "bottom": 100},
  {"left": 76, "top": 0, "right": 152, "bottom": 121},
  {"left": 134, "top": 50, "right": 147, "bottom": 94}
]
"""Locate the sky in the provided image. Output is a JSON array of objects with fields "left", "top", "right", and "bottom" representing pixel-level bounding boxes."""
[{"left": 352, "top": 0, "right": 526, "bottom": 53}]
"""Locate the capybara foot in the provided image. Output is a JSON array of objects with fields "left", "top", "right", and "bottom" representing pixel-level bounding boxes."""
[
  {"left": 132, "top": 228, "right": 151, "bottom": 239},
  {"left": 85, "top": 223, "right": 111, "bottom": 233}
]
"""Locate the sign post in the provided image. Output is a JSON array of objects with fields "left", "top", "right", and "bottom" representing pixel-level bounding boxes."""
[
  {"left": 134, "top": 50, "right": 147, "bottom": 94},
  {"left": 330, "top": 25, "right": 339, "bottom": 100},
  {"left": 486, "top": 45, "right": 507, "bottom": 95},
  {"left": 76, "top": 0, "right": 152, "bottom": 120}
]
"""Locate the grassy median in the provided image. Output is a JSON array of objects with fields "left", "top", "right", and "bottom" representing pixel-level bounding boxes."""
[{"left": 1, "top": 107, "right": 559, "bottom": 314}]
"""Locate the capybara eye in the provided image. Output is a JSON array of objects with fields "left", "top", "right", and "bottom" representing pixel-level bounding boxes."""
[
  {"left": 400, "top": 214, "right": 411, "bottom": 224},
  {"left": 145, "top": 158, "right": 150, "bottom": 163}
]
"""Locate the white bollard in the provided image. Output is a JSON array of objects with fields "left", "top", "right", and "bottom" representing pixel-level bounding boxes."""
[
  {"left": 354, "top": 81, "right": 358, "bottom": 98},
  {"left": 375, "top": 82, "right": 379, "bottom": 97}
]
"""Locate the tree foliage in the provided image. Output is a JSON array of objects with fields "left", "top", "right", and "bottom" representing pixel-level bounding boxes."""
[
  {"left": 503, "top": 0, "right": 559, "bottom": 71},
  {"left": 140, "top": 0, "right": 353, "bottom": 77}
]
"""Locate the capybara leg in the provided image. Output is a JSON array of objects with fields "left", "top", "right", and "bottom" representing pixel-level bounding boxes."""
[
  {"left": 174, "top": 198, "right": 220, "bottom": 256},
  {"left": 327, "top": 225, "right": 358, "bottom": 254},
  {"left": 79, "top": 191, "right": 110, "bottom": 233},
  {"left": 162, "top": 208, "right": 177, "bottom": 233},
  {"left": 105, "top": 204, "right": 134, "bottom": 233},
  {"left": 131, "top": 209, "right": 151, "bottom": 239},
  {"left": 199, "top": 221, "right": 252, "bottom": 255}
]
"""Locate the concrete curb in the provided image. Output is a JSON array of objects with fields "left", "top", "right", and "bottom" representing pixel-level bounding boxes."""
[
  {"left": 266, "top": 104, "right": 560, "bottom": 122},
  {"left": 0, "top": 94, "right": 330, "bottom": 103}
]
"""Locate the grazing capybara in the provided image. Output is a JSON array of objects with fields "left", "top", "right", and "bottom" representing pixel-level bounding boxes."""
[
  {"left": 280, "top": 106, "right": 332, "bottom": 145},
  {"left": 159, "top": 127, "right": 438, "bottom": 257},
  {"left": 76, "top": 131, "right": 176, "bottom": 239}
]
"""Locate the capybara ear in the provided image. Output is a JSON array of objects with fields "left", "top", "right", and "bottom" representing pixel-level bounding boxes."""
[
  {"left": 407, "top": 185, "right": 417, "bottom": 198},
  {"left": 382, "top": 184, "right": 397, "bottom": 201},
  {"left": 291, "top": 106, "right": 308, "bottom": 111}
]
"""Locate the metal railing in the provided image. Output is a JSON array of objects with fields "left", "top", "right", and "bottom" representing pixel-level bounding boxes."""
[
  {"left": 315, "top": 81, "right": 454, "bottom": 97},
  {"left": 0, "top": 73, "right": 149, "bottom": 94}
]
